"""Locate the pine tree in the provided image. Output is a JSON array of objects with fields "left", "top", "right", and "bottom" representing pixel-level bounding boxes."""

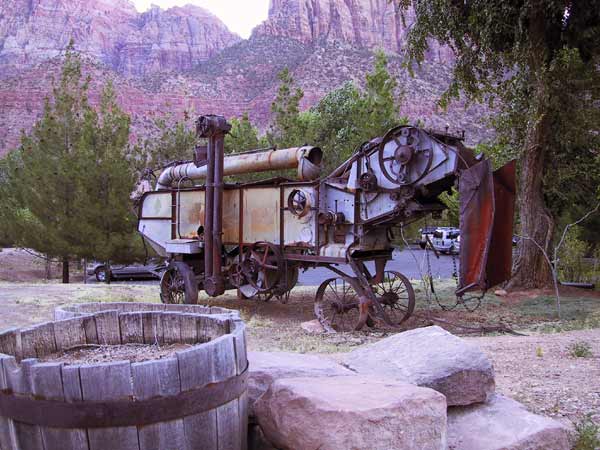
[
  {"left": 359, "top": 51, "right": 402, "bottom": 136},
  {"left": 8, "top": 42, "right": 90, "bottom": 282},
  {"left": 77, "top": 81, "right": 139, "bottom": 282},
  {"left": 268, "top": 68, "right": 308, "bottom": 148},
  {"left": 224, "top": 113, "right": 267, "bottom": 154}
]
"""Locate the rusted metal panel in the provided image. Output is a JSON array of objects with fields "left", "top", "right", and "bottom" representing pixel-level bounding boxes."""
[
  {"left": 222, "top": 190, "right": 240, "bottom": 244},
  {"left": 485, "top": 160, "right": 516, "bottom": 288},
  {"left": 177, "top": 191, "right": 204, "bottom": 239},
  {"left": 457, "top": 159, "right": 516, "bottom": 294},
  {"left": 457, "top": 159, "right": 495, "bottom": 294},
  {"left": 141, "top": 192, "right": 172, "bottom": 218},
  {"left": 242, "top": 187, "right": 280, "bottom": 244}
]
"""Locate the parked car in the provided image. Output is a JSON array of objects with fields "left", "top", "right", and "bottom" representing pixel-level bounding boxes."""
[
  {"left": 418, "top": 226, "right": 439, "bottom": 249},
  {"left": 431, "top": 227, "right": 460, "bottom": 255},
  {"left": 87, "top": 259, "right": 167, "bottom": 282}
]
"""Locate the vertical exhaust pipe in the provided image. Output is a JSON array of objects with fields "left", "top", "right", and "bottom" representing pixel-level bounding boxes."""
[{"left": 197, "top": 115, "right": 231, "bottom": 297}]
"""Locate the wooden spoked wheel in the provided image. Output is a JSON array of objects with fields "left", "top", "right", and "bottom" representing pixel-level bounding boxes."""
[
  {"left": 241, "top": 242, "right": 282, "bottom": 294},
  {"left": 372, "top": 271, "right": 415, "bottom": 324},
  {"left": 315, "top": 277, "right": 365, "bottom": 333},
  {"left": 160, "top": 266, "right": 185, "bottom": 304}
]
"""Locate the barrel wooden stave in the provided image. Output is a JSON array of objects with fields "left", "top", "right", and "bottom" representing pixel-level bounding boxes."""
[{"left": 0, "top": 306, "right": 248, "bottom": 450}]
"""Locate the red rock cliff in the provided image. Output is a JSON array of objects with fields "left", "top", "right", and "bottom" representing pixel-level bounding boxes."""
[
  {"left": 0, "top": 0, "right": 241, "bottom": 76},
  {"left": 253, "top": 0, "right": 452, "bottom": 63}
]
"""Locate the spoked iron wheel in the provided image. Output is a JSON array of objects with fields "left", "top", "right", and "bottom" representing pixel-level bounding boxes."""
[
  {"left": 160, "top": 266, "right": 185, "bottom": 304},
  {"left": 160, "top": 262, "right": 198, "bottom": 305},
  {"left": 241, "top": 242, "right": 282, "bottom": 293},
  {"left": 372, "top": 271, "right": 415, "bottom": 324},
  {"left": 315, "top": 277, "right": 366, "bottom": 333}
]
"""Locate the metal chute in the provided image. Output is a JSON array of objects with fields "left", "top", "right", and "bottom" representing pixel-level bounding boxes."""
[{"left": 457, "top": 159, "right": 516, "bottom": 295}]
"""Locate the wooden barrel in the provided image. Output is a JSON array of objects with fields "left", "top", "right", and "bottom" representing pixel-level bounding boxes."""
[{"left": 0, "top": 303, "right": 248, "bottom": 450}]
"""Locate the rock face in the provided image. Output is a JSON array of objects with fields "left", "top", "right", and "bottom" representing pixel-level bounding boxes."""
[
  {"left": 447, "top": 394, "right": 572, "bottom": 450},
  {"left": 247, "top": 351, "right": 352, "bottom": 414},
  {"left": 0, "top": 0, "right": 495, "bottom": 157},
  {"left": 343, "top": 326, "right": 495, "bottom": 406},
  {"left": 0, "top": 0, "right": 241, "bottom": 76},
  {"left": 254, "top": 375, "right": 447, "bottom": 450},
  {"left": 254, "top": 0, "right": 452, "bottom": 62}
]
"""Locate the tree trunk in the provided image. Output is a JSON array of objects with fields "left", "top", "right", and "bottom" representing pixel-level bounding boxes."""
[
  {"left": 506, "top": 4, "right": 555, "bottom": 291},
  {"left": 45, "top": 256, "right": 52, "bottom": 280},
  {"left": 105, "top": 260, "right": 111, "bottom": 285},
  {"left": 507, "top": 141, "right": 554, "bottom": 289},
  {"left": 62, "top": 257, "right": 69, "bottom": 284}
]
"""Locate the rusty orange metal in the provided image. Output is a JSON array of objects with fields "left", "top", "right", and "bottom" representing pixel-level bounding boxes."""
[
  {"left": 457, "top": 159, "right": 516, "bottom": 294},
  {"left": 486, "top": 160, "right": 516, "bottom": 288}
]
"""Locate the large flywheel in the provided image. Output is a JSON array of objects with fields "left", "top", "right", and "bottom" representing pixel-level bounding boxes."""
[
  {"left": 229, "top": 242, "right": 284, "bottom": 300},
  {"left": 378, "top": 126, "right": 433, "bottom": 186}
]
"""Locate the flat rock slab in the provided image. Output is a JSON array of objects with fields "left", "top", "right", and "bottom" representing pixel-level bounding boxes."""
[
  {"left": 248, "top": 351, "right": 352, "bottom": 414},
  {"left": 254, "top": 375, "right": 447, "bottom": 450},
  {"left": 447, "top": 394, "right": 571, "bottom": 450},
  {"left": 343, "top": 326, "right": 495, "bottom": 406}
]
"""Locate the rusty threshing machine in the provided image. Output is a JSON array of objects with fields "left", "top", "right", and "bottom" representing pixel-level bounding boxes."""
[{"left": 137, "top": 115, "right": 515, "bottom": 331}]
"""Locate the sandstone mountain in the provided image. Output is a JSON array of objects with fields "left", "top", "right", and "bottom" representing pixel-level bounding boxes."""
[{"left": 0, "top": 0, "right": 492, "bottom": 157}]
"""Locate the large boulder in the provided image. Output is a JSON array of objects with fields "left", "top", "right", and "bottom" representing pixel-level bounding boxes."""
[
  {"left": 447, "top": 394, "right": 572, "bottom": 450},
  {"left": 248, "top": 351, "right": 353, "bottom": 414},
  {"left": 343, "top": 326, "right": 495, "bottom": 406},
  {"left": 254, "top": 375, "right": 447, "bottom": 450}
]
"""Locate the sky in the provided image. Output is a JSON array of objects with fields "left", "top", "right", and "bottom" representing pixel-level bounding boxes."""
[{"left": 131, "top": 0, "right": 270, "bottom": 38}]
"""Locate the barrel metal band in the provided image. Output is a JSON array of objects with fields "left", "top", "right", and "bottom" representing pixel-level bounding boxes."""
[{"left": 0, "top": 366, "right": 248, "bottom": 428}]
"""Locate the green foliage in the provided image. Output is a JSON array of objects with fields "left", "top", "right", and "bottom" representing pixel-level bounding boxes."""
[
  {"left": 439, "top": 188, "right": 459, "bottom": 228},
  {"left": 223, "top": 113, "right": 272, "bottom": 182},
  {"left": 77, "top": 81, "right": 141, "bottom": 264},
  {"left": 361, "top": 51, "right": 403, "bottom": 134},
  {"left": 268, "top": 68, "right": 308, "bottom": 148},
  {"left": 270, "top": 51, "right": 406, "bottom": 172},
  {"left": 225, "top": 113, "right": 268, "bottom": 154},
  {"left": 135, "top": 114, "right": 196, "bottom": 173},
  {"left": 569, "top": 341, "right": 593, "bottom": 358},
  {"left": 5, "top": 42, "right": 91, "bottom": 262},
  {"left": 0, "top": 43, "right": 140, "bottom": 279},
  {"left": 399, "top": 0, "right": 600, "bottom": 286},
  {"left": 557, "top": 226, "right": 589, "bottom": 283},
  {"left": 573, "top": 414, "right": 600, "bottom": 450}
]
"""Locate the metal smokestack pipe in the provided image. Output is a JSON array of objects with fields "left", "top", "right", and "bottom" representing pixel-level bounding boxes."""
[
  {"left": 211, "top": 128, "right": 225, "bottom": 295},
  {"left": 197, "top": 115, "right": 230, "bottom": 297},
  {"left": 155, "top": 146, "right": 322, "bottom": 190},
  {"left": 204, "top": 130, "right": 214, "bottom": 282}
]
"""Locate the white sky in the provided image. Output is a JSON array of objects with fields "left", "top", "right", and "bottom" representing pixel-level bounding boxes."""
[{"left": 131, "top": 0, "right": 270, "bottom": 38}]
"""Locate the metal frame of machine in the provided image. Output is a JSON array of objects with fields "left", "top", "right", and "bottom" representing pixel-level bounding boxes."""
[{"left": 138, "top": 115, "right": 516, "bottom": 332}]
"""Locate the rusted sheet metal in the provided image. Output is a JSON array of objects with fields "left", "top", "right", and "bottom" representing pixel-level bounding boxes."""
[
  {"left": 457, "top": 159, "right": 495, "bottom": 294},
  {"left": 486, "top": 160, "right": 516, "bottom": 288},
  {"left": 457, "top": 159, "right": 516, "bottom": 294}
]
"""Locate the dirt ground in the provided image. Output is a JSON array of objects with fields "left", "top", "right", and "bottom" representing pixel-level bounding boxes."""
[
  {"left": 0, "top": 248, "right": 85, "bottom": 282},
  {"left": 1, "top": 248, "right": 599, "bottom": 427},
  {"left": 0, "top": 280, "right": 598, "bottom": 427}
]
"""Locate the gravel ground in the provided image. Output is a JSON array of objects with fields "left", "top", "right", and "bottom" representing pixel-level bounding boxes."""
[
  {"left": 469, "top": 329, "right": 600, "bottom": 424},
  {"left": 40, "top": 343, "right": 192, "bottom": 365}
]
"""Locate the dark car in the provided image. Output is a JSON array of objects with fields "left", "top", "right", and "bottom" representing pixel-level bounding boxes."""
[{"left": 87, "top": 259, "right": 167, "bottom": 282}]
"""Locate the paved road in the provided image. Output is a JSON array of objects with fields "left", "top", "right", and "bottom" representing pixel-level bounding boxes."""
[
  {"left": 86, "top": 248, "right": 458, "bottom": 287},
  {"left": 297, "top": 247, "right": 458, "bottom": 286}
]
